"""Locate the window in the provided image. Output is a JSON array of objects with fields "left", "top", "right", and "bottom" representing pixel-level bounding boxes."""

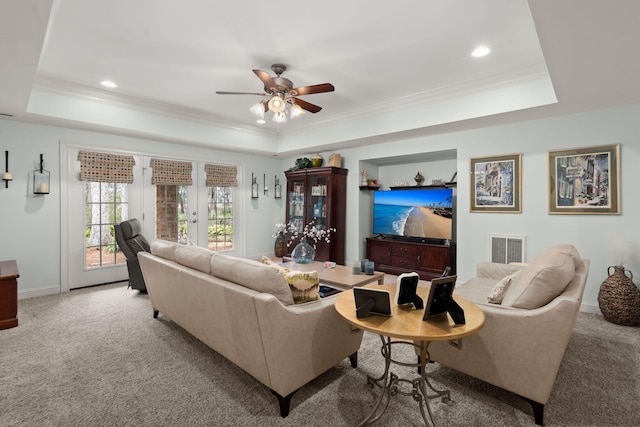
[
  {"left": 208, "top": 186, "right": 233, "bottom": 251},
  {"left": 84, "top": 182, "right": 128, "bottom": 268}
]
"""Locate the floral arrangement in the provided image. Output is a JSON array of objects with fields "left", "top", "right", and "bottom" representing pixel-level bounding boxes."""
[
  {"left": 272, "top": 223, "right": 287, "bottom": 239},
  {"left": 284, "top": 220, "right": 335, "bottom": 248}
]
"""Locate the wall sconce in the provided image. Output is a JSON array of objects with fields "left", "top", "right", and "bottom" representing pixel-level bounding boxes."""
[
  {"left": 251, "top": 173, "right": 258, "bottom": 199},
  {"left": 274, "top": 176, "right": 282, "bottom": 199},
  {"left": 263, "top": 173, "right": 268, "bottom": 195},
  {"left": 33, "top": 154, "right": 50, "bottom": 195},
  {"left": 2, "top": 151, "right": 12, "bottom": 188}
]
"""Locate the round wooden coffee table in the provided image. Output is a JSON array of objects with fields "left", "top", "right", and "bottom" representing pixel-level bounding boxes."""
[{"left": 335, "top": 284, "right": 485, "bottom": 426}]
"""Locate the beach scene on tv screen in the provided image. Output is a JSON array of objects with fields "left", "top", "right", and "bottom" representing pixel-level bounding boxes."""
[{"left": 373, "top": 189, "right": 453, "bottom": 240}]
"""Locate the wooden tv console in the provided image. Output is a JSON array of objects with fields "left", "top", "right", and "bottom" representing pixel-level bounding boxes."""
[{"left": 366, "top": 237, "right": 455, "bottom": 281}]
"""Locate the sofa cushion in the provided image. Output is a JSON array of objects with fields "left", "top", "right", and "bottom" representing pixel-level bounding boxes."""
[
  {"left": 150, "top": 240, "right": 179, "bottom": 261},
  {"left": 211, "top": 253, "right": 294, "bottom": 306},
  {"left": 175, "top": 245, "right": 213, "bottom": 274},
  {"left": 260, "top": 256, "right": 320, "bottom": 303},
  {"left": 487, "top": 270, "right": 520, "bottom": 304},
  {"left": 502, "top": 244, "right": 580, "bottom": 309}
]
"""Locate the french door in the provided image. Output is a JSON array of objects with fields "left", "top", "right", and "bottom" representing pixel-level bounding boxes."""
[
  {"left": 62, "top": 149, "right": 242, "bottom": 291},
  {"left": 62, "top": 146, "right": 143, "bottom": 290},
  {"left": 142, "top": 157, "right": 242, "bottom": 255}
]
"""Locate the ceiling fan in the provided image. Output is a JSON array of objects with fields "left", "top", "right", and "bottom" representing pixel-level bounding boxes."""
[{"left": 216, "top": 64, "right": 335, "bottom": 122}]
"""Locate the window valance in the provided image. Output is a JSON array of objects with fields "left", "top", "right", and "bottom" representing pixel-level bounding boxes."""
[
  {"left": 150, "top": 158, "right": 192, "bottom": 186},
  {"left": 77, "top": 150, "right": 135, "bottom": 183},
  {"left": 204, "top": 164, "right": 238, "bottom": 187}
]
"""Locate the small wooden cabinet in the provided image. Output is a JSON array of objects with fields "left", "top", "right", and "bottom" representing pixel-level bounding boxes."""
[
  {"left": 366, "top": 238, "right": 455, "bottom": 281},
  {"left": 0, "top": 260, "right": 19, "bottom": 330},
  {"left": 285, "top": 167, "right": 348, "bottom": 265}
]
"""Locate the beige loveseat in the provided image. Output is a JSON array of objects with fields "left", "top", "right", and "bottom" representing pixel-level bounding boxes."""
[
  {"left": 425, "top": 244, "right": 589, "bottom": 425},
  {"left": 138, "top": 241, "right": 363, "bottom": 417}
]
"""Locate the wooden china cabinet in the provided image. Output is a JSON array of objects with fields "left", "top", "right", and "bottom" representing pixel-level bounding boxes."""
[{"left": 285, "top": 167, "right": 347, "bottom": 265}]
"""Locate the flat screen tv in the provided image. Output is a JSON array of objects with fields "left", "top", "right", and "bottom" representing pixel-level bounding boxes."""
[{"left": 372, "top": 188, "right": 453, "bottom": 241}]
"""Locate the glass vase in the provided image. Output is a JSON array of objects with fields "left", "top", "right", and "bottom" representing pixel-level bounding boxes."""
[{"left": 291, "top": 238, "right": 316, "bottom": 264}]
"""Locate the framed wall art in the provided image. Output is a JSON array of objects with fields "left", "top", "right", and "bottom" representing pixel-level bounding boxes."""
[
  {"left": 470, "top": 153, "right": 521, "bottom": 213},
  {"left": 548, "top": 144, "right": 620, "bottom": 214},
  {"left": 274, "top": 176, "right": 282, "bottom": 199}
]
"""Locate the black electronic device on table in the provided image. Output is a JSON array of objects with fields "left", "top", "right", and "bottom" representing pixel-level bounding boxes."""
[
  {"left": 395, "top": 272, "right": 423, "bottom": 309},
  {"left": 423, "top": 275, "right": 466, "bottom": 325},
  {"left": 319, "top": 285, "right": 341, "bottom": 298},
  {"left": 353, "top": 287, "right": 392, "bottom": 318}
]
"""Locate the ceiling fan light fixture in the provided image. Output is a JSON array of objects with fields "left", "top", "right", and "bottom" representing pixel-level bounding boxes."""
[
  {"left": 272, "top": 111, "right": 287, "bottom": 123},
  {"left": 249, "top": 101, "right": 265, "bottom": 118},
  {"left": 290, "top": 103, "right": 305, "bottom": 118},
  {"left": 268, "top": 95, "right": 286, "bottom": 113}
]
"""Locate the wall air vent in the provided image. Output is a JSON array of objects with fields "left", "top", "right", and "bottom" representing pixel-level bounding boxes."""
[{"left": 489, "top": 234, "right": 526, "bottom": 264}]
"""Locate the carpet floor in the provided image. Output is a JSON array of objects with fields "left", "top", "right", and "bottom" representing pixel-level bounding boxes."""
[{"left": 1, "top": 282, "right": 638, "bottom": 426}]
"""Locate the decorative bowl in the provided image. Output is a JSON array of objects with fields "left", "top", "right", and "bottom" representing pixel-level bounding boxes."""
[{"left": 323, "top": 261, "right": 336, "bottom": 269}]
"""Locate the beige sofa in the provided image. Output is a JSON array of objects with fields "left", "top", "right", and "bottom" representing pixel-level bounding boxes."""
[
  {"left": 138, "top": 240, "right": 363, "bottom": 417},
  {"left": 424, "top": 244, "right": 589, "bottom": 425}
]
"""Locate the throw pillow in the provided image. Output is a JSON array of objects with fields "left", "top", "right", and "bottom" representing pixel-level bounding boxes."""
[
  {"left": 260, "top": 256, "right": 286, "bottom": 272},
  {"left": 260, "top": 256, "right": 320, "bottom": 304},
  {"left": 486, "top": 270, "right": 520, "bottom": 304},
  {"left": 501, "top": 245, "right": 578, "bottom": 309},
  {"left": 282, "top": 269, "right": 320, "bottom": 304}
]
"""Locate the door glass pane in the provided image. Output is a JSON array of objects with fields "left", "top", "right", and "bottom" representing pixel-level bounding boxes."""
[
  {"left": 208, "top": 186, "right": 233, "bottom": 251},
  {"left": 156, "top": 185, "right": 189, "bottom": 242},
  {"left": 84, "top": 181, "right": 128, "bottom": 269}
]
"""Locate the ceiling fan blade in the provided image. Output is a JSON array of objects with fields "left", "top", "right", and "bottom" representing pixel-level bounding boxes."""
[
  {"left": 253, "top": 69, "right": 277, "bottom": 91},
  {"left": 215, "top": 91, "right": 267, "bottom": 96},
  {"left": 293, "top": 83, "right": 335, "bottom": 96},
  {"left": 293, "top": 97, "right": 322, "bottom": 113}
]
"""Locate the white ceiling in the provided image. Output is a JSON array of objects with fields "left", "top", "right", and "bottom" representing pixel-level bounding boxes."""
[{"left": 2, "top": 0, "right": 640, "bottom": 157}]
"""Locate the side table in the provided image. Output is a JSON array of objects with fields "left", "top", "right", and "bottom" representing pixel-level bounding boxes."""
[
  {"left": 334, "top": 284, "right": 485, "bottom": 426},
  {"left": 0, "top": 260, "right": 19, "bottom": 330}
]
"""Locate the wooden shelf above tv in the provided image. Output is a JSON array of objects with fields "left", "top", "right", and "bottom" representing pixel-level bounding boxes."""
[{"left": 389, "top": 182, "right": 457, "bottom": 190}]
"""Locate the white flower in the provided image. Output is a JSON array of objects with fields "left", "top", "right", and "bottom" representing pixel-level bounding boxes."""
[
  {"left": 285, "top": 221, "right": 335, "bottom": 248},
  {"left": 272, "top": 223, "right": 286, "bottom": 239}
]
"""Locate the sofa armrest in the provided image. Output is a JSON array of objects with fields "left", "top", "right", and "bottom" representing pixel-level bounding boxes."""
[
  {"left": 429, "top": 293, "right": 581, "bottom": 405},
  {"left": 253, "top": 293, "right": 363, "bottom": 398},
  {"left": 476, "top": 262, "right": 524, "bottom": 280}
]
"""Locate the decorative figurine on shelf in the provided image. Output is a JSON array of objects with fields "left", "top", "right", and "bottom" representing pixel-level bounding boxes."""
[
  {"left": 361, "top": 171, "right": 368, "bottom": 186},
  {"left": 311, "top": 153, "right": 324, "bottom": 167},
  {"left": 414, "top": 171, "right": 425, "bottom": 186}
]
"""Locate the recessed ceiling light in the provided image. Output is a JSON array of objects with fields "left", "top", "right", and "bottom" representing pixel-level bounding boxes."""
[
  {"left": 100, "top": 80, "right": 118, "bottom": 88},
  {"left": 471, "top": 46, "right": 491, "bottom": 57},
  {"left": 256, "top": 119, "right": 266, "bottom": 124}
]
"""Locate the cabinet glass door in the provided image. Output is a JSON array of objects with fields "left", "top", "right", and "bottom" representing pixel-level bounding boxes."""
[
  {"left": 308, "top": 175, "right": 328, "bottom": 229},
  {"left": 288, "top": 176, "right": 306, "bottom": 232}
]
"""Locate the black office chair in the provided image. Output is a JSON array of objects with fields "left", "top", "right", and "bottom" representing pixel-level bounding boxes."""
[{"left": 114, "top": 218, "right": 150, "bottom": 293}]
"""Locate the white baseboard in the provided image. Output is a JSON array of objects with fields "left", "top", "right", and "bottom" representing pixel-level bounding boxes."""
[
  {"left": 18, "top": 286, "right": 62, "bottom": 300},
  {"left": 579, "top": 302, "right": 602, "bottom": 315}
]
